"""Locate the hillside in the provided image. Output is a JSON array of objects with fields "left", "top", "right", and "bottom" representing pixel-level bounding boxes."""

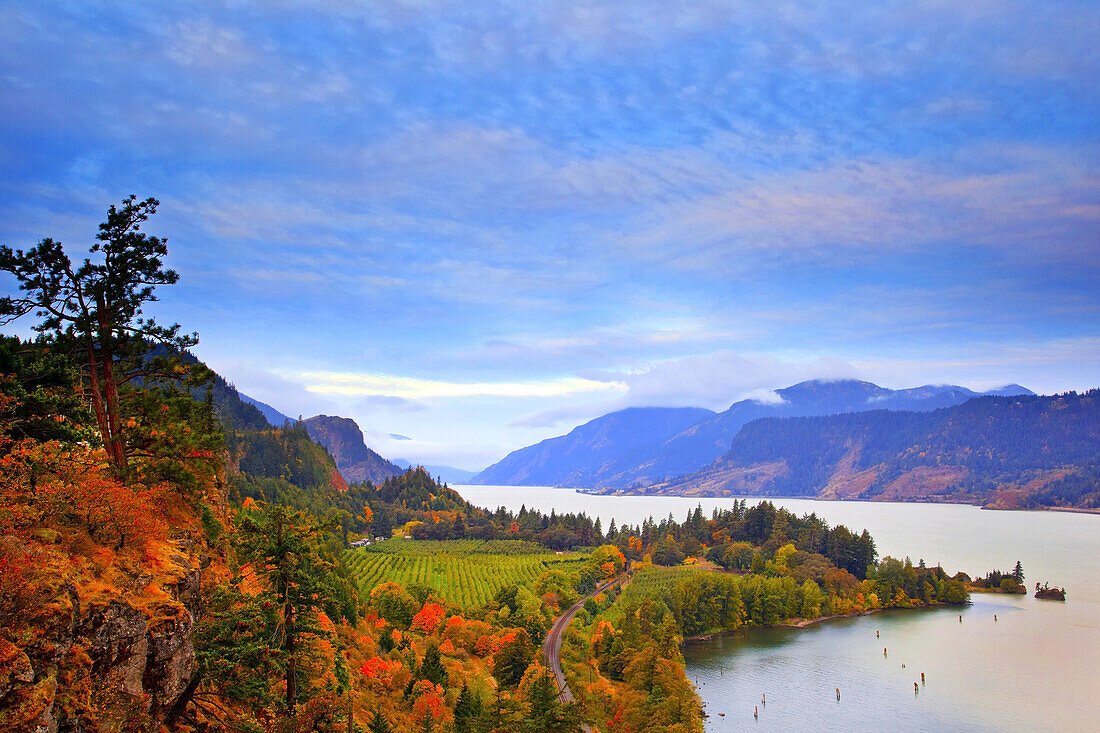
[
  {"left": 474, "top": 380, "right": 1033, "bottom": 488},
  {"left": 301, "top": 414, "right": 403, "bottom": 484},
  {"left": 394, "top": 459, "right": 479, "bottom": 484},
  {"left": 632, "top": 391, "right": 1100, "bottom": 509},
  {"left": 239, "top": 392, "right": 294, "bottom": 427},
  {"left": 470, "top": 406, "right": 715, "bottom": 486}
]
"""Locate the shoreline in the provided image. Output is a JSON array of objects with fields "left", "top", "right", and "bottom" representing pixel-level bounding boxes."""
[
  {"left": 1045, "top": 505, "right": 1100, "bottom": 516},
  {"left": 681, "top": 603, "right": 963, "bottom": 645},
  {"left": 462, "top": 485, "right": 1100, "bottom": 516},
  {"left": 574, "top": 488, "right": 1100, "bottom": 516}
]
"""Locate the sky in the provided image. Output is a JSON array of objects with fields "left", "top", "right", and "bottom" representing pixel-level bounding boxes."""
[{"left": 0, "top": 1, "right": 1097, "bottom": 470}]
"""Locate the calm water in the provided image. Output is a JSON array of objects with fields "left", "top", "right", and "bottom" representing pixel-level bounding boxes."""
[{"left": 455, "top": 485, "right": 1100, "bottom": 732}]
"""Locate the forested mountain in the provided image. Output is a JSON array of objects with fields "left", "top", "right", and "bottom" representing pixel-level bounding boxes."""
[
  {"left": 474, "top": 380, "right": 1033, "bottom": 488},
  {"left": 637, "top": 391, "right": 1100, "bottom": 509},
  {"left": 394, "top": 458, "right": 478, "bottom": 484},
  {"left": 470, "top": 406, "right": 715, "bottom": 486},
  {"left": 301, "top": 414, "right": 403, "bottom": 484},
  {"left": 239, "top": 392, "right": 294, "bottom": 427}
]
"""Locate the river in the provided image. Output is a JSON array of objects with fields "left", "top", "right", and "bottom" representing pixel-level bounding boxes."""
[{"left": 454, "top": 485, "right": 1099, "bottom": 732}]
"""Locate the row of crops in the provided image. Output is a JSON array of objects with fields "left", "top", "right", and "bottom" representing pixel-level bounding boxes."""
[
  {"left": 602, "top": 565, "right": 711, "bottom": 623},
  {"left": 345, "top": 539, "right": 590, "bottom": 609},
  {"left": 359, "top": 538, "right": 556, "bottom": 556}
]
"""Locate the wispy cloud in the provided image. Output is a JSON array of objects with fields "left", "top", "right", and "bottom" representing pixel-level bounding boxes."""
[{"left": 292, "top": 371, "right": 627, "bottom": 399}]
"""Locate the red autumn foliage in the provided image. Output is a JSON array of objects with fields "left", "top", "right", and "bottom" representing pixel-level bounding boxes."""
[
  {"left": 359, "top": 656, "right": 393, "bottom": 679},
  {"left": 410, "top": 602, "right": 445, "bottom": 634},
  {"left": 0, "top": 441, "right": 166, "bottom": 550},
  {"left": 411, "top": 681, "right": 451, "bottom": 726}
]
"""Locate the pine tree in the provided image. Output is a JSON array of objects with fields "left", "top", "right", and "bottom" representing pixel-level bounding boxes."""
[
  {"left": 522, "top": 667, "right": 581, "bottom": 732},
  {"left": 0, "top": 196, "right": 202, "bottom": 475},
  {"left": 454, "top": 682, "right": 475, "bottom": 733},
  {"left": 419, "top": 642, "right": 448, "bottom": 687},
  {"left": 1013, "top": 560, "right": 1024, "bottom": 584},
  {"left": 234, "top": 502, "right": 332, "bottom": 713},
  {"left": 368, "top": 708, "right": 392, "bottom": 733}
]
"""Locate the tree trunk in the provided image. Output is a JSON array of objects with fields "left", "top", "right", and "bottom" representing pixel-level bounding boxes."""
[
  {"left": 163, "top": 670, "right": 202, "bottom": 729},
  {"left": 83, "top": 341, "right": 115, "bottom": 469},
  {"left": 95, "top": 291, "right": 127, "bottom": 475},
  {"left": 286, "top": 593, "right": 296, "bottom": 713}
]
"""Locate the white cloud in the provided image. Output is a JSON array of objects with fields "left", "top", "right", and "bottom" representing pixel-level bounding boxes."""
[
  {"left": 590, "top": 350, "right": 858, "bottom": 410},
  {"left": 291, "top": 370, "right": 627, "bottom": 399}
]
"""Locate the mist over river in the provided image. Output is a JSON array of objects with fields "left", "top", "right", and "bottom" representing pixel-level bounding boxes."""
[{"left": 454, "top": 485, "right": 1099, "bottom": 731}]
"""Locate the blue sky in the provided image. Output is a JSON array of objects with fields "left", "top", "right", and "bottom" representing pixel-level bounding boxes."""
[{"left": 1, "top": 1, "right": 1097, "bottom": 470}]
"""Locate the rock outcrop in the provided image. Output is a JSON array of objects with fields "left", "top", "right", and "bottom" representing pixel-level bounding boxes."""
[{"left": 0, "top": 536, "right": 205, "bottom": 733}]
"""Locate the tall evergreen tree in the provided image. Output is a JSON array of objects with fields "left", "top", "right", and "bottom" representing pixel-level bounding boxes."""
[
  {"left": 419, "top": 642, "right": 448, "bottom": 687},
  {"left": 523, "top": 666, "right": 581, "bottom": 733},
  {"left": 234, "top": 502, "right": 333, "bottom": 714},
  {"left": 453, "top": 682, "right": 481, "bottom": 733},
  {"left": 367, "top": 708, "right": 393, "bottom": 733},
  {"left": 0, "top": 196, "right": 201, "bottom": 475}
]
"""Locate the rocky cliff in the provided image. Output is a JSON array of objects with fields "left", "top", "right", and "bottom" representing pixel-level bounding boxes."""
[
  {"left": 301, "top": 415, "right": 402, "bottom": 484},
  {"left": 1, "top": 528, "right": 211, "bottom": 732}
]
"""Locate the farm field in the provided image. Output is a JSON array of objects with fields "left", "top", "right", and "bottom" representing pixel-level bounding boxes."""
[
  {"left": 603, "top": 565, "right": 711, "bottom": 622},
  {"left": 345, "top": 538, "right": 589, "bottom": 609}
]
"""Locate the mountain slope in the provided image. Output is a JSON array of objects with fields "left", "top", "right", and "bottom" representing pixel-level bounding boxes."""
[
  {"left": 474, "top": 380, "right": 1034, "bottom": 489},
  {"left": 470, "top": 406, "right": 715, "bottom": 486},
  {"left": 239, "top": 393, "right": 295, "bottom": 427},
  {"left": 300, "top": 414, "right": 402, "bottom": 484},
  {"left": 604, "top": 380, "right": 1036, "bottom": 488},
  {"left": 637, "top": 391, "right": 1100, "bottom": 509}
]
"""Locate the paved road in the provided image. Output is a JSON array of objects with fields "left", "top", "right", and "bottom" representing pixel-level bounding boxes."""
[{"left": 542, "top": 575, "right": 625, "bottom": 705}]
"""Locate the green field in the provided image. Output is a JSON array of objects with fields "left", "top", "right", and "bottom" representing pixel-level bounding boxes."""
[
  {"left": 604, "top": 565, "right": 711, "bottom": 622},
  {"left": 345, "top": 539, "right": 588, "bottom": 609}
]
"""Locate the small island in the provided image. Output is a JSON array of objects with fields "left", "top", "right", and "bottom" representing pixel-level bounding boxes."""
[
  {"left": 963, "top": 561, "right": 1028, "bottom": 594},
  {"left": 1035, "top": 582, "right": 1067, "bottom": 601}
]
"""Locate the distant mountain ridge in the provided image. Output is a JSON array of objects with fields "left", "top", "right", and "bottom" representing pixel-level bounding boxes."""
[
  {"left": 629, "top": 391, "right": 1100, "bottom": 509},
  {"left": 471, "top": 380, "right": 1035, "bottom": 488},
  {"left": 239, "top": 393, "right": 295, "bottom": 427},
  {"left": 300, "top": 414, "right": 403, "bottom": 484},
  {"left": 393, "top": 459, "right": 478, "bottom": 485},
  {"left": 471, "top": 406, "right": 715, "bottom": 487}
]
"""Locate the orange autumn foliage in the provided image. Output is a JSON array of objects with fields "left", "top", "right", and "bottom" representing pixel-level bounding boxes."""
[
  {"left": 359, "top": 656, "right": 393, "bottom": 679},
  {"left": 410, "top": 602, "right": 445, "bottom": 634},
  {"left": 411, "top": 681, "right": 451, "bottom": 726},
  {"left": 445, "top": 618, "right": 491, "bottom": 654},
  {"left": 0, "top": 441, "right": 166, "bottom": 550}
]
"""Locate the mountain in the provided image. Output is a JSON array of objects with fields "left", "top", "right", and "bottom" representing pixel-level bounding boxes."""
[
  {"left": 476, "top": 379, "right": 1034, "bottom": 489},
  {"left": 394, "top": 459, "right": 479, "bottom": 485},
  {"left": 470, "top": 406, "right": 716, "bottom": 486},
  {"left": 239, "top": 393, "right": 295, "bottom": 427},
  {"left": 604, "top": 380, "right": 1037, "bottom": 489},
  {"left": 300, "top": 414, "right": 403, "bottom": 484},
  {"left": 632, "top": 391, "right": 1100, "bottom": 509}
]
